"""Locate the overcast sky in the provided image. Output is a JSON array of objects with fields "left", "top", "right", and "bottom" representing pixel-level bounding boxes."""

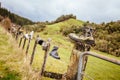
[{"left": 1, "top": 0, "right": 120, "bottom": 23}]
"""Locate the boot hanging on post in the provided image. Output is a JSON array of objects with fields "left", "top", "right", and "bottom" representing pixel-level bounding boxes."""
[
  {"left": 29, "top": 31, "right": 34, "bottom": 39},
  {"left": 38, "top": 39, "right": 44, "bottom": 45},
  {"left": 24, "top": 33, "right": 29, "bottom": 39},
  {"left": 42, "top": 42, "right": 48, "bottom": 51},
  {"left": 49, "top": 46, "right": 60, "bottom": 59},
  {"left": 36, "top": 36, "right": 45, "bottom": 45},
  {"left": 37, "top": 37, "right": 51, "bottom": 51}
]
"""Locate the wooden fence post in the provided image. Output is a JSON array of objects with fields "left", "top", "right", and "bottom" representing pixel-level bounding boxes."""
[
  {"left": 26, "top": 37, "right": 31, "bottom": 55},
  {"left": 30, "top": 36, "right": 38, "bottom": 65},
  {"left": 63, "top": 45, "right": 82, "bottom": 80},
  {"left": 62, "top": 34, "right": 91, "bottom": 80},
  {"left": 15, "top": 26, "right": 21, "bottom": 41},
  {"left": 22, "top": 38, "right": 27, "bottom": 49},
  {"left": 19, "top": 37, "right": 23, "bottom": 47},
  {"left": 39, "top": 41, "right": 50, "bottom": 78},
  {"left": 63, "top": 45, "right": 89, "bottom": 80},
  {"left": 15, "top": 32, "right": 18, "bottom": 41}
]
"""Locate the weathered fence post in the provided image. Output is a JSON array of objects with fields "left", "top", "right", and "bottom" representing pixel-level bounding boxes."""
[
  {"left": 26, "top": 36, "right": 31, "bottom": 55},
  {"left": 22, "top": 37, "right": 27, "bottom": 49},
  {"left": 62, "top": 33, "right": 94, "bottom": 80},
  {"left": 15, "top": 32, "right": 18, "bottom": 41},
  {"left": 15, "top": 26, "right": 21, "bottom": 41},
  {"left": 19, "top": 37, "right": 23, "bottom": 47},
  {"left": 39, "top": 40, "right": 50, "bottom": 79},
  {"left": 40, "top": 42, "right": 50, "bottom": 75},
  {"left": 30, "top": 35, "right": 38, "bottom": 65},
  {"left": 63, "top": 45, "right": 84, "bottom": 80}
]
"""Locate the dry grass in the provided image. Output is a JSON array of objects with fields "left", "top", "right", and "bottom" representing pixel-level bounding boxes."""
[{"left": 0, "top": 26, "right": 41, "bottom": 80}]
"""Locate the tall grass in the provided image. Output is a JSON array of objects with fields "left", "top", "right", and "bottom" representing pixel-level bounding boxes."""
[{"left": 0, "top": 26, "right": 23, "bottom": 80}]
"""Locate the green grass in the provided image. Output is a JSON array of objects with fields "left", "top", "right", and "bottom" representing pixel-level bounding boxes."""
[
  {"left": 43, "top": 19, "right": 84, "bottom": 35},
  {"left": 20, "top": 19, "right": 120, "bottom": 80},
  {"left": 0, "top": 26, "right": 24, "bottom": 80},
  {"left": 0, "top": 18, "right": 120, "bottom": 80},
  {"left": 84, "top": 51, "right": 120, "bottom": 80}
]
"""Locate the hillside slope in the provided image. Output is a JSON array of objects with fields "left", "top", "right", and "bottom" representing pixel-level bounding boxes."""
[
  {"left": 40, "top": 18, "right": 83, "bottom": 35},
  {"left": 0, "top": 7, "right": 34, "bottom": 25},
  {"left": 0, "top": 18, "right": 120, "bottom": 80},
  {"left": 22, "top": 19, "right": 120, "bottom": 80},
  {"left": 0, "top": 26, "right": 24, "bottom": 80}
]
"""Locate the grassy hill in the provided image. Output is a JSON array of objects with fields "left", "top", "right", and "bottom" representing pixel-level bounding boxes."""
[
  {"left": 0, "top": 17, "right": 120, "bottom": 80},
  {"left": 22, "top": 19, "right": 120, "bottom": 80},
  {"left": 44, "top": 19, "right": 83, "bottom": 34},
  {"left": 0, "top": 7, "right": 34, "bottom": 25}
]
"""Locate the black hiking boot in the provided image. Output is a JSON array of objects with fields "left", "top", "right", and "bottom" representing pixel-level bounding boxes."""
[
  {"left": 49, "top": 46, "right": 60, "bottom": 59},
  {"left": 36, "top": 37, "right": 44, "bottom": 45}
]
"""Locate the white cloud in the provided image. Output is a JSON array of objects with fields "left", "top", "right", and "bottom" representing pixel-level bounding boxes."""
[{"left": 1, "top": 0, "right": 120, "bottom": 23}]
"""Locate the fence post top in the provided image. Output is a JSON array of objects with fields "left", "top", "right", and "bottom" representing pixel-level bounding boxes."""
[{"left": 47, "top": 38, "right": 52, "bottom": 42}]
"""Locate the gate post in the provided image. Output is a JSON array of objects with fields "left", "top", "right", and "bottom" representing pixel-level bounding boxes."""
[
  {"left": 62, "top": 33, "right": 94, "bottom": 80},
  {"left": 63, "top": 43, "right": 86, "bottom": 80}
]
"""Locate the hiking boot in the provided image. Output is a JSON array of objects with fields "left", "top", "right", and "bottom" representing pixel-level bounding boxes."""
[
  {"left": 24, "top": 34, "right": 29, "bottom": 39},
  {"left": 49, "top": 46, "right": 60, "bottom": 59},
  {"left": 69, "top": 33, "right": 95, "bottom": 46},
  {"left": 29, "top": 31, "right": 34, "bottom": 39},
  {"left": 38, "top": 39, "right": 44, "bottom": 45}
]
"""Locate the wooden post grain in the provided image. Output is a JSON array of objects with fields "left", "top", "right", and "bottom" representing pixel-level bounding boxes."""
[
  {"left": 64, "top": 46, "right": 82, "bottom": 80},
  {"left": 63, "top": 34, "right": 88, "bottom": 80}
]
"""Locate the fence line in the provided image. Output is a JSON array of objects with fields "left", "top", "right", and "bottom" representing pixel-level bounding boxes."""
[{"left": 11, "top": 29, "right": 120, "bottom": 80}]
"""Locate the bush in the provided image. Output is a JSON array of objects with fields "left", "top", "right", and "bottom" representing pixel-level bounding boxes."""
[
  {"left": 60, "top": 25, "right": 82, "bottom": 36},
  {"left": 50, "top": 14, "right": 76, "bottom": 24},
  {"left": 23, "top": 23, "right": 46, "bottom": 32},
  {"left": 93, "top": 21, "right": 120, "bottom": 57}
]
